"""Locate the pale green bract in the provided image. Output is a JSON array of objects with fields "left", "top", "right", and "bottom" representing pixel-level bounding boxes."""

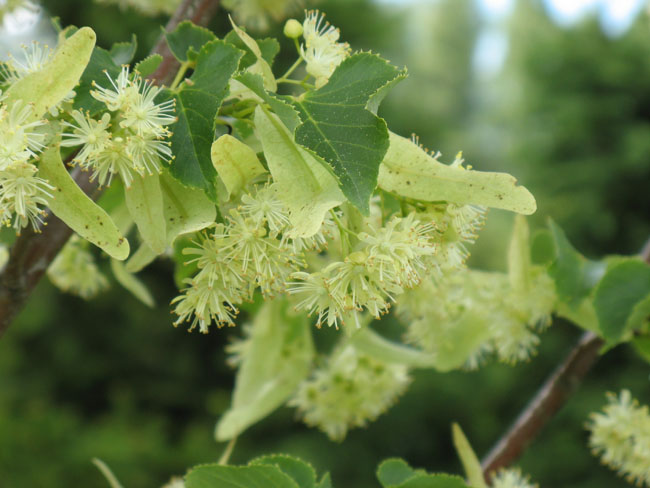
[
  {"left": 4, "top": 27, "right": 96, "bottom": 122},
  {"left": 254, "top": 106, "right": 345, "bottom": 238},
  {"left": 124, "top": 172, "right": 166, "bottom": 254},
  {"left": 216, "top": 299, "right": 314, "bottom": 441},
  {"left": 378, "top": 131, "right": 537, "bottom": 215},
  {"left": 38, "top": 146, "right": 129, "bottom": 260},
  {"left": 211, "top": 134, "right": 266, "bottom": 200}
]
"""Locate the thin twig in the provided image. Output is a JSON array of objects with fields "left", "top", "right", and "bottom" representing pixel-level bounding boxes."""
[
  {"left": 481, "top": 235, "right": 650, "bottom": 480},
  {"left": 480, "top": 331, "right": 604, "bottom": 479},
  {"left": 0, "top": 0, "right": 221, "bottom": 338}
]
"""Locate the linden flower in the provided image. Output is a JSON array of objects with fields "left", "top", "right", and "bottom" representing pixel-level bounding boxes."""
[
  {"left": 290, "top": 345, "right": 411, "bottom": 441},
  {"left": 61, "top": 111, "right": 112, "bottom": 166},
  {"left": 0, "top": 161, "right": 53, "bottom": 231},
  {"left": 588, "top": 390, "right": 650, "bottom": 486},
  {"left": 1, "top": 41, "right": 52, "bottom": 84},
  {"left": 240, "top": 184, "right": 289, "bottom": 236},
  {"left": 491, "top": 468, "right": 538, "bottom": 488},
  {"left": 288, "top": 271, "right": 346, "bottom": 328},
  {"left": 0, "top": 100, "right": 45, "bottom": 170},
  {"left": 91, "top": 66, "right": 136, "bottom": 112},
  {"left": 119, "top": 76, "right": 176, "bottom": 136},
  {"left": 172, "top": 277, "right": 241, "bottom": 332},
  {"left": 300, "top": 10, "right": 350, "bottom": 87}
]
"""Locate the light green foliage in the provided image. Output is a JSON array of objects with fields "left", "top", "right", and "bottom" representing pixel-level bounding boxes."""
[
  {"left": 211, "top": 134, "right": 266, "bottom": 199},
  {"left": 378, "top": 132, "right": 536, "bottom": 214},
  {"left": 162, "top": 40, "right": 243, "bottom": 200},
  {"left": 4, "top": 27, "right": 96, "bottom": 122},
  {"left": 124, "top": 172, "right": 166, "bottom": 254},
  {"left": 39, "top": 146, "right": 129, "bottom": 260},
  {"left": 250, "top": 455, "right": 317, "bottom": 488},
  {"left": 377, "top": 459, "right": 425, "bottom": 487},
  {"left": 451, "top": 424, "right": 487, "bottom": 488},
  {"left": 593, "top": 259, "right": 650, "bottom": 343},
  {"left": 159, "top": 170, "right": 216, "bottom": 245},
  {"left": 216, "top": 299, "right": 314, "bottom": 441},
  {"left": 109, "top": 35, "right": 137, "bottom": 65},
  {"left": 165, "top": 21, "right": 216, "bottom": 63},
  {"left": 133, "top": 54, "right": 162, "bottom": 77},
  {"left": 293, "top": 53, "right": 406, "bottom": 214},
  {"left": 229, "top": 17, "right": 277, "bottom": 91},
  {"left": 110, "top": 258, "right": 155, "bottom": 307},
  {"left": 186, "top": 464, "right": 300, "bottom": 488},
  {"left": 254, "top": 106, "right": 345, "bottom": 237}
]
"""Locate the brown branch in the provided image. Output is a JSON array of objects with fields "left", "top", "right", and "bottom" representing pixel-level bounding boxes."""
[
  {"left": 481, "top": 331, "right": 604, "bottom": 479},
  {"left": 149, "top": 0, "right": 221, "bottom": 85},
  {"left": 0, "top": 0, "right": 221, "bottom": 338},
  {"left": 481, "top": 236, "right": 650, "bottom": 480}
]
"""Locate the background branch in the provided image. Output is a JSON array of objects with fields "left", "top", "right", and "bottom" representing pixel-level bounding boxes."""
[{"left": 0, "top": 0, "right": 221, "bottom": 338}]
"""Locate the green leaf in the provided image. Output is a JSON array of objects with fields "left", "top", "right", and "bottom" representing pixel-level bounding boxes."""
[
  {"left": 74, "top": 45, "right": 120, "bottom": 115},
  {"left": 5, "top": 27, "right": 96, "bottom": 121},
  {"left": 229, "top": 17, "right": 277, "bottom": 91},
  {"left": 215, "top": 299, "right": 313, "bottom": 441},
  {"left": 134, "top": 54, "right": 162, "bottom": 78},
  {"left": 254, "top": 106, "right": 345, "bottom": 238},
  {"left": 211, "top": 134, "right": 267, "bottom": 200},
  {"left": 185, "top": 464, "right": 299, "bottom": 488},
  {"left": 317, "top": 473, "right": 333, "bottom": 488},
  {"left": 530, "top": 229, "right": 555, "bottom": 265},
  {"left": 124, "top": 173, "right": 166, "bottom": 255},
  {"left": 593, "top": 259, "right": 650, "bottom": 343},
  {"left": 38, "top": 145, "right": 129, "bottom": 260},
  {"left": 379, "top": 132, "right": 536, "bottom": 214},
  {"left": 377, "top": 459, "right": 421, "bottom": 487},
  {"left": 160, "top": 170, "right": 216, "bottom": 245},
  {"left": 250, "top": 455, "right": 316, "bottom": 488},
  {"left": 451, "top": 424, "right": 487, "bottom": 488},
  {"left": 110, "top": 259, "right": 155, "bottom": 307},
  {"left": 555, "top": 299, "right": 599, "bottom": 332},
  {"left": 224, "top": 30, "right": 280, "bottom": 70},
  {"left": 165, "top": 20, "right": 216, "bottom": 62},
  {"left": 109, "top": 35, "right": 137, "bottom": 65},
  {"left": 293, "top": 53, "right": 405, "bottom": 214},
  {"left": 350, "top": 328, "right": 439, "bottom": 369},
  {"left": 235, "top": 72, "right": 300, "bottom": 132},
  {"left": 395, "top": 474, "right": 469, "bottom": 488},
  {"left": 162, "top": 40, "right": 243, "bottom": 200},
  {"left": 547, "top": 220, "right": 606, "bottom": 306},
  {"left": 633, "top": 335, "right": 650, "bottom": 363}
]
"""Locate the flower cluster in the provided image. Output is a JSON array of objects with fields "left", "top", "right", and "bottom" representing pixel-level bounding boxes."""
[
  {"left": 289, "top": 213, "right": 437, "bottom": 328},
  {"left": 0, "top": 97, "right": 52, "bottom": 231},
  {"left": 300, "top": 11, "right": 350, "bottom": 87},
  {"left": 491, "top": 468, "right": 539, "bottom": 488},
  {"left": 61, "top": 66, "right": 175, "bottom": 187},
  {"left": 173, "top": 183, "right": 319, "bottom": 332},
  {"left": 47, "top": 236, "right": 109, "bottom": 299},
  {"left": 588, "top": 390, "right": 650, "bottom": 486},
  {"left": 398, "top": 266, "right": 555, "bottom": 367},
  {"left": 290, "top": 344, "right": 411, "bottom": 441}
]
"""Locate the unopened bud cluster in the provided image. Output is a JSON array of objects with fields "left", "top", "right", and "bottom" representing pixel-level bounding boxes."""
[{"left": 290, "top": 344, "right": 411, "bottom": 441}]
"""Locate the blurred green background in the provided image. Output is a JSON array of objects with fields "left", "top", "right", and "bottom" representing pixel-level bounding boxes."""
[{"left": 1, "top": 0, "right": 650, "bottom": 486}]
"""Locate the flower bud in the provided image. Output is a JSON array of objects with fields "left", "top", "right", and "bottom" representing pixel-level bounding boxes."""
[{"left": 283, "top": 19, "right": 303, "bottom": 39}]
